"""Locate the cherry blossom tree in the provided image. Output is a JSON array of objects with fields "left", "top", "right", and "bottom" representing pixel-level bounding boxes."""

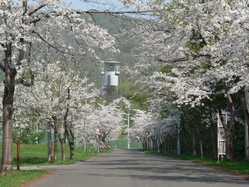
[
  {"left": 25, "top": 62, "right": 98, "bottom": 161},
  {"left": 121, "top": 0, "right": 249, "bottom": 159},
  {"left": 0, "top": 0, "right": 118, "bottom": 171},
  {"left": 74, "top": 99, "right": 123, "bottom": 152}
]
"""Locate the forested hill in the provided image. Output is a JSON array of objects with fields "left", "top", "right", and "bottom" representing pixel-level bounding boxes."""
[
  {"left": 79, "top": 13, "right": 151, "bottom": 109},
  {"left": 81, "top": 13, "right": 149, "bottom": 85},
  {"left": 91, "top": 13, "right": 145, "bottom": 60}
]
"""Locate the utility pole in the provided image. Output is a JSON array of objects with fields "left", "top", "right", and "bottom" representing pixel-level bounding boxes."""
[
  {"left": 127, "top": 105, "right": 130, "bottom": 150},
  {"left": 176, "top": 121, "right": 181, "bottom": 155}
]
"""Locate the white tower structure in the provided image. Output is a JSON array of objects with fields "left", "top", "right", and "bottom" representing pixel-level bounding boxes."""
[{"left": 101, "top": 61, "right": 120, "bottom": 98}]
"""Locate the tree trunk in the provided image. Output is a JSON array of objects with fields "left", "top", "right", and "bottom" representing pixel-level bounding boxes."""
[
  {"left": 245, "top": 114, "right": 249, "bottom": 160},
  {"left": 48, "top": 124, "right": 56, "bottom": 162},
  {"left": 63, "top": 88, "right": 74, "bottom": 160},
  {"left": 226, "top": 131, "right": 234, "bottom": 160},
  {"left": 68, "top": 127, "right": 74, "bottom": 160},
  {"left": 50, "top": 143, "right": 56, "bottom": 162},
  {"left": 200, "top": 139, "right": 204, "bottom": 159},
  {"left": 226, "top": 95, "right": 236, "bottom": 160},
  {"left": 243, "top": 87, "right": 249, "bottom": 160},
  {"left": 211, "top": 118, "right": 217, "bottom": 159},
  {"left": 59, "top": 139, "right": 65, "bottom": 161},
  {"left": 157, "top": 138, "right": 160, "bottom": 153},
  {"left": 245, "top": 120, "right": 249, "bottom": 160},
  {"left": 58, "top": 126, "right": 66, "bottom": 161},
  {"left": 1, "top": 43, "right": 16, "bottom": 172},
  {"left": 164, "top": 139, "right": 167, "bottom": 154},
  {"left": 192, "top": 133, "right": 197, "bottom": 156},
  {"left": 242, "top": 87, "right": 249, "bottom": 160},
  {"left": 48, "top": 126, "right": 51, "bottom": 161},
  {"left": 208, "top": 107, "right": 217, "bottom": 159},
  {"left": 54, "top": 126, "right": 58, "bottom": 161},
  {"left": 58, "top": 127, "right": 65, "bottom": 161},
  {"left": 177, "top": 122, "right": 181, "bottom": 156},
  {"left": 82, "top": 137, "right": 87, "bottom": 152},
  {"left": 16, "top": 141, "right": 21, "bottom": 171}
]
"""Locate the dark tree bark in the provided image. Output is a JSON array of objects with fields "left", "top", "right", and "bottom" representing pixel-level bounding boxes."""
[
  {"left": 68, "top": 128, "right": 75, "bottom": 160},
  {"left": 16, "top": 141, "right": 21, "bottom": 171},
  {"left": 226, "top": 95, "right": 236, "bottom": 160},
  {"left": 48, "top": 121, "right": 56, "bottom": 162},
  {"left": 192, "top": 132, "right": 197, "bottom": 156},
  {"left": 226, "top": 130, "right": 234, "bottom": 160},
  {"left": 199, "top": 139, "right": 204, "bottom": 159},
  {"left": 64, "top": 88, "right": 75, "bottom": 160},
  {"left": 59, "top": 137, "right": 65, "bottom": 161},
  {"left": 243, "top": 88, "right": 249, "bottom": 160},
  {"left": 1, "top": 43, "right": 17, "bottom": 172},
  {"left": 53, "top": 117, "right": 58, "bottom": 161},
  {"left": 208, "top": 108, "right": 217, "bottom": 159},
  {"left": 58, "top": 123, "right": 66, "bottom": 161}
]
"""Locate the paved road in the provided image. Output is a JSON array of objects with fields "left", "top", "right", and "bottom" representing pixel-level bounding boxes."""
[{"left": 31, "top": 150, "right": 249, "bottom": 187}]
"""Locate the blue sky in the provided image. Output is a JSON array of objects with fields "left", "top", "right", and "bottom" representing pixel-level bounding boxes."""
[{"left": 67, "top": 0, "right": 135, "bottom": 11}]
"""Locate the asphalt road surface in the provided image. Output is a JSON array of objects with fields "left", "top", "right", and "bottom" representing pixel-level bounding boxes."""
[{"left": 31, "top": 150, "right": 249, "bottom": 187}]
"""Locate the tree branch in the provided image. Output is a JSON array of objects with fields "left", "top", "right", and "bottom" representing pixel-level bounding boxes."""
[
  {"left": 22, "top": 0, "right": 28, "bottom": 15},
  {"left": 158, "top": 57, "right": 188, "bottom": 64},
  {"left": 76, "top": 10, "right": 158, "bottom": 15},
  {"left": 28, "top": 4, "right": 47, "bottom": 16},
  {"left": 31, "top": 8, "right": 157, "bottom": 25},
  {"left": 32, "top": 31, "right": 74, "bottom": 56}
]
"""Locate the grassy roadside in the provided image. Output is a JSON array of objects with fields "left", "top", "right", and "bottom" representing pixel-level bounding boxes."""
[
  {"left": 0, "top": 170, "right": 47, "bottom": 187},
  {"left": 111, "top": 137, "right": 142, "bottom": 150},
  {"left": 145, "top": 151, "right": 249, "bottom": 175},
  {"left": 0, "top": 144, "right": 99, "bottom": 187},
  {"left": 0, "top": 144, "right": 98, "bottom": 166},
  {"left": 183, "top": 156, "right": 249, "bottom": 175}
]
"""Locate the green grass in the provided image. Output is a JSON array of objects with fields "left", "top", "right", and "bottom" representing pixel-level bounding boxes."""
[
  {"left": 145, "top": 151, "right": 249, "bottom": 175},
  {"left": 0, "top": 144, "right": 98, "bottom": 187},
  {"left": 0, "top": 170, "right": 47, "bottom": 187},
  {"left": 195, "top": 159, "right": 249, "bottom": 175},
  {"left": 0, "top": 144, "right": 98, "bottom": 166},
  {"left": 111, "top": 137, "right": 142, "bottom": 150},
  {"left": 171, "top": 154, "right": 249, "bottom": 175},
  {"left": 53, "top": 147, "right": 97, "bottom": 165}
]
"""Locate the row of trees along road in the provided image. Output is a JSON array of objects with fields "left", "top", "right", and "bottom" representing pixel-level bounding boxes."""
[
  {"left": 2, "top": 0, "right": 249, "bottom": 175},
  {"left": 125, "top": 0, "right": 249, "bottom": 161},
  {"left": 0, "top": 0, "right": 123, "bottom": 173}
]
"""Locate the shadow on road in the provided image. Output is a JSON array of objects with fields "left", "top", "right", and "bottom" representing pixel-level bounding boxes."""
[
  {"left": 80, "top": 150, "right": 248, "bottom": 185},
  {"left": 33, "top": 150, "right": 249, "bottom": 187}
]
